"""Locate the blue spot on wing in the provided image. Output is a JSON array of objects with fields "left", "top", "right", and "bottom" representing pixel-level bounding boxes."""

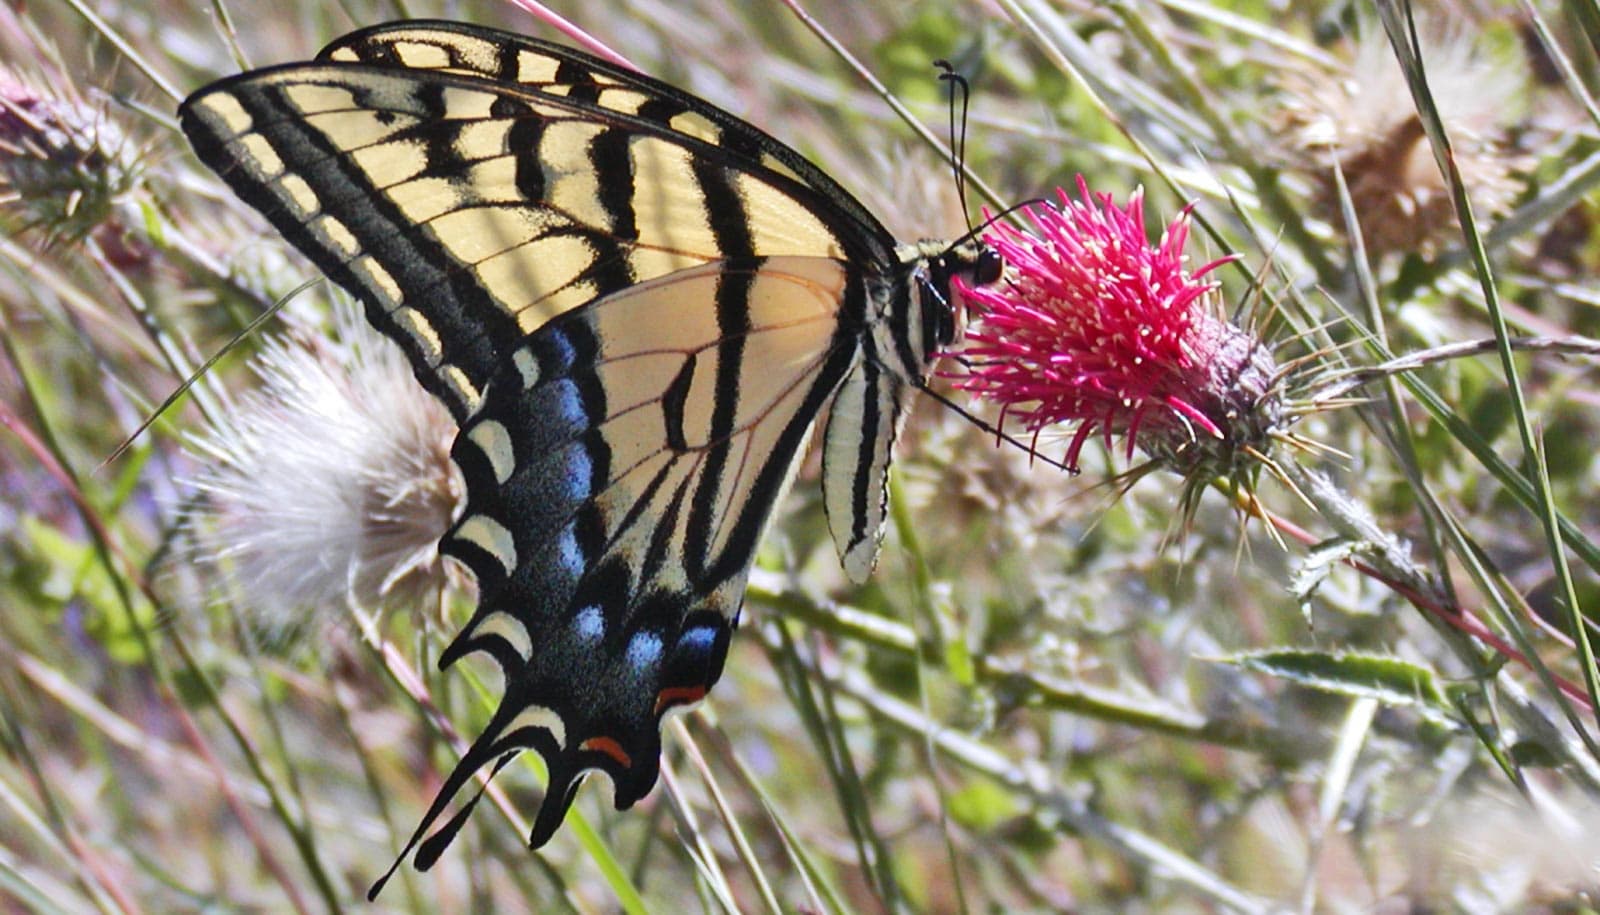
[
  {"left": 562, "top": 443, "right": 593, "bottom": 497},
  {"left": 549, "top": 378, "right": 585, "bottom": 428},
  {"left": 677, "top": 625, "right": 720, "bottom": 655},
  {"left": 557, "top": 525, "right": 584, "bottom": 579},
  {"left": 626, "top": 631, "right": 664, "bottom": 671},
  {"left": 574, "top": 605, "right": 604, "bottom": 642},
  {"left": 541, "top": 327, "right": 577, "bottom": 374}
]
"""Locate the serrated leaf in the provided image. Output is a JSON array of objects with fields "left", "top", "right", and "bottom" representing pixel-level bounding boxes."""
[{"left": 1227, "top": 649, "right": 1455, "bottom": 724}]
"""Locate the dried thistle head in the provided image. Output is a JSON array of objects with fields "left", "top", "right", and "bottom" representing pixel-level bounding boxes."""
[
  {"left": 1276, "top": 22, "right": 1527, "bottom": 257},
  {"left": 0, "top": 66, "right": 139, "bottom": 248},
  {"left": 186, "top": 307, "right": 464, "bottom": 645}
]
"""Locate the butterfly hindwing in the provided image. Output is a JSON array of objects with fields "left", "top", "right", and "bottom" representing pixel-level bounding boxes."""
[
  {"left": 373, "top": 257, "right": 859, "bottom": 887},
  {"left": 822, "top": 359, "right": 909, "bottom": 583},
  {"left": 446, "top": 256, "right": 861, "bottom": 655}
]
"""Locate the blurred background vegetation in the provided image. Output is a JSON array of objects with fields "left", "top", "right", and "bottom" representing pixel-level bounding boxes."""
[{"left": 3, "top": 0, "right": 1599, "bottom": 911}]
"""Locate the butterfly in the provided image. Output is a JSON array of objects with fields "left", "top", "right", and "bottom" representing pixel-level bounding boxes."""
[{"left": 179, "top": 19, "right": 999, "bottom": 891}]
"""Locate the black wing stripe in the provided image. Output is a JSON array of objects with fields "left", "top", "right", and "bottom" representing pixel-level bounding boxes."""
[
  {"left": 182, "top": 78, "right": 522, "bottom": 420},
  {"left": 885, "top": 278, "right": 927, "bottom": 385},
  {"left": 590, "top": 127, "right": 639, "bottom": 241},
  {"left": 850, "top": 361, "right": 884, "bottom": 546},
  {"left": 681, "top": 161, "right": 756, "bottom": 578}
]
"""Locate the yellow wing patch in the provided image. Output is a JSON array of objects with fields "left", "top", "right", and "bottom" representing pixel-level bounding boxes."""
[{"left": 582, "top": 257, "right": 849, "bottom": 573}]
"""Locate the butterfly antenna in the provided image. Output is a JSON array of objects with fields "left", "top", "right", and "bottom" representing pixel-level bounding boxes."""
[
  {"left": 934, "top": 59, "right": 973, "bottom": 233},
  {"left": 915, "top": 379, "right": 1075, "bottom": 475},
  {"left": 939, "top": 196, "right": 1054, "bottom": 255}
]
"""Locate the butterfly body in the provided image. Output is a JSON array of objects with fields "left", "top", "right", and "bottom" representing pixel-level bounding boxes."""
[{"left": 179, "top": 20, "right": 997, "bottom": 885}]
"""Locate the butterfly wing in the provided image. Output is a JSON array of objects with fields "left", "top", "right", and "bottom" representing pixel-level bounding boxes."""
[
  {"left": 403, "top": 255, "right": 861, "bottom": 880},
  {"left": 822, "top": 359, "right": 909, "bottom": 582},
  {"left": 180, "top": 61, "right": 888, "bottom": 420},
  {"left": 315, "top": 19, "right": 894, "bottom": 246},
  {"left": 179, "top": 22, "right": 928, "bottom": 883}
]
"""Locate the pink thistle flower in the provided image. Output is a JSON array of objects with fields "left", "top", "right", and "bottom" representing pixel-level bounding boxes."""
[{"left": 947, "top": 178, "right": 1280, "bottom": 475}]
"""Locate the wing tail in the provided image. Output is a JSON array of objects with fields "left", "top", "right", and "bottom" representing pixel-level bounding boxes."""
[
  {"left": 365, "top": 719, "right": 523, "bottom": 899},
  {"left": 364, "top": 678, "right": 606, "bottom": 900}
]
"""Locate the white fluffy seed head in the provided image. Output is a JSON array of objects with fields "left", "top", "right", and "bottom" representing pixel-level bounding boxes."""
[{"left": 184, "top": 306, "right": 464, "bottom": 644}]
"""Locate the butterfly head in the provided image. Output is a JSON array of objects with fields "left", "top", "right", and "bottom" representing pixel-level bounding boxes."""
[{"left": 903, "top": 239, "right": 1003, "bottom": 355}]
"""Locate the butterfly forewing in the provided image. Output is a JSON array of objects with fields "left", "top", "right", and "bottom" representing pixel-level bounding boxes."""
[
  {"left": 182, "top": 64, "right": 863, "bottom": 419},
  {"left": 316, "top": 19, "right": 894, "bottom": 249},
  {"left": 178, "top": 20, "right": 981, "bottom": 890}
]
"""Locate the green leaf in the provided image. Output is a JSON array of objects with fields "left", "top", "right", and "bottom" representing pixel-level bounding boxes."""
[
  {"left": 945, "top": 776, "right": 1018, "bottom": 833},
  {"left": 1226, "top": 649, "right": 1456, "bottom": 725},
  {"left": 21, "top": 517, "right": 154, "bottom": 664},
  {"left": 1507, "top": 739, "right": 1563, "bottom": 768},
  {"left": 139, "top": 197, "right": 165, "bottom": 247}
]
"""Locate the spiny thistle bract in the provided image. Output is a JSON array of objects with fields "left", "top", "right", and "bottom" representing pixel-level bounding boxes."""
[{"left": 0, "top": 67, "right": 139, "bottom": 248}]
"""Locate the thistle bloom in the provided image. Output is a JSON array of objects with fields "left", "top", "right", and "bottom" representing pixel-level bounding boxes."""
[{"left": 947, "top": 178, "right": 1279, "bottom": 475}]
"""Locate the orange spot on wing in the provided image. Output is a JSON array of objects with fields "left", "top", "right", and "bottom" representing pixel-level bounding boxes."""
[
  {"left": 579, "top": 736, "right": 632, "bottom": 768},
  {"left": 654, "top": 685, "right": 708, "bottom": 715}
]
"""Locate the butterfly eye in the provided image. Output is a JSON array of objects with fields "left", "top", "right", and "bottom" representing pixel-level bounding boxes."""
[{"left": 975, "top": 246, "right": 1003, "bottom": 285}]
